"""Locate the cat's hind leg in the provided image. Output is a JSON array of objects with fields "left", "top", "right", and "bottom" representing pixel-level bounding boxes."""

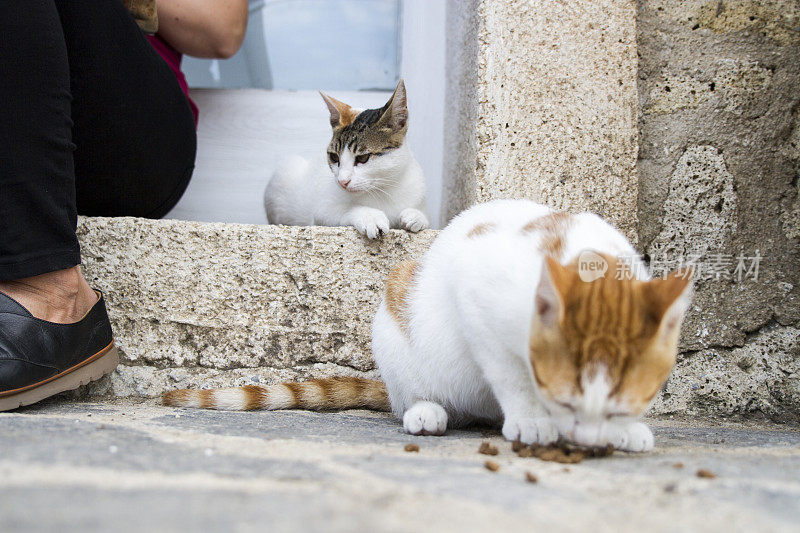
[
  {"left": 264, "top": 155, "right": 313, "bottom": 226},
  {"left": 403, "top": 401, "right": 448, "bottom": 436}
]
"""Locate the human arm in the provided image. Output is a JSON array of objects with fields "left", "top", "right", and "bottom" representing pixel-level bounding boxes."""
[{"left": 155, "top": 0, "right": 248, "bottom": 59}]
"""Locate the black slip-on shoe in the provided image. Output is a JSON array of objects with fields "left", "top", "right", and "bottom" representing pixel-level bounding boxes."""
[{"left": 0, "top": 290, "right": 119, "bottom": 412}]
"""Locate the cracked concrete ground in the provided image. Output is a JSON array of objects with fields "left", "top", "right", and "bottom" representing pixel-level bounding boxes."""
[{"left": 0, "top": 399, "right": 798, "bottom": 533}]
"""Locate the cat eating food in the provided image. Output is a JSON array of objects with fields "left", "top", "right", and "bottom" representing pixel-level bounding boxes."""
[
  {"left": 165, "top": 200, "right": 692, "bottom": 452},
  {"left": 264, "top": 80, "right": 429, "bottom": 238}
]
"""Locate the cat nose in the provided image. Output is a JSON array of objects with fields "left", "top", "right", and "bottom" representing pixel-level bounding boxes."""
[{"left": 338, "top": 178, "right": 351, "bottom": 190}]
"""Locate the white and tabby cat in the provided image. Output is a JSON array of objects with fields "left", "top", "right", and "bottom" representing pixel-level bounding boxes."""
[
  {"left": 165, "top": 200, "right": 692, "bottom": 452},
  {"left": 264, "top": 80, "right": 428, "bottom": 239}
]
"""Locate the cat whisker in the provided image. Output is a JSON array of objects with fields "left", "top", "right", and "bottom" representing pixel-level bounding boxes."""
[{"left": 366, "top": 185, "right": 392, "bottom": 199}]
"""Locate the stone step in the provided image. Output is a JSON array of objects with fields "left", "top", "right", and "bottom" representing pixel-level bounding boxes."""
[
  {"left": 76, "top": 216, "right": 799, "bottom": 423},
  {"left": 77, "top": 217, "right": 435, "bottom": 397}
]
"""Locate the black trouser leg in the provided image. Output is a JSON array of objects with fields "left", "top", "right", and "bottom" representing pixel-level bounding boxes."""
[
  {"left": 54, "top": 0, "right": 197, "bottom": 218},
  {"left": 0, "top": 0, "right": 197, "bottom": 282},
  {"left": 0, "top": 1, "right": 79, "bottom": 281}
]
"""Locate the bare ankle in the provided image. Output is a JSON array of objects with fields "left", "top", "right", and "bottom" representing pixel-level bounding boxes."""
[{"left": 0, "top": 266, "right": 98, "bottom": 324}]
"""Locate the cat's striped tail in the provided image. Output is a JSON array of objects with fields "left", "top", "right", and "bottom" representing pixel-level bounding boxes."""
[{"left": 162, "top": 377, "right": 391, "bottom": 412}]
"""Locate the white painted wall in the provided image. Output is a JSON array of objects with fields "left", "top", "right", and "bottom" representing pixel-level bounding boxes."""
[
  {"left": 400, "top": 0, "right": 446, "bottom": 227},
  {"left": 182, "top": 0, "right": 400, "bottom": 91}
]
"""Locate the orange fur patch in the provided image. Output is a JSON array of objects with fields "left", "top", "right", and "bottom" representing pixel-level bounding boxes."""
[
  {"left": 162, "top": 389, "right": 190, "bottom": 407},
  {"left": 319, "top": 91, "right": 358, "bottom": 129},
  {"left": 282, "top": 382, "right": 302, "bottom": 407},
  {"left": 323, "top": 93, "right": 358, "bottom": 127},
  {"left": 314, "top": 377, "right": 390, "bottom": 411},
  {"left": 521, "top": 212, "right": 573, "bottom": 258},
  {"left": 198, "top": 389, "right": 214, "bottom": 408},
  {"left": 339, "top": 107, "right": 359, "bottom": 127},
  {"left": 467, "top": 222, "right": 495, "bottom": 238},
  {"left": 241, "top": 385, "right": 267, "bottom": 410},
  {"left": 529, "top": 257, "right": 690, "bottom": 413},
  {"left": 385, "top": 260, "right": 419, "bottom": 334}
]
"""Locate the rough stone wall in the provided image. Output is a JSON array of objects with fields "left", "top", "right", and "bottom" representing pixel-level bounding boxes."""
[
  {"left": 638, "top": 0, "right": 800, "bottom": 421},
  {"left": 443, "top": 0, "right": 639, "bottom": 239},
  {"left": 76, "top": 218, "right": 435, "bottom": 397}
]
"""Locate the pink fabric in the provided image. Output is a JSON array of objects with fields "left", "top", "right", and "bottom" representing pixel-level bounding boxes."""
[{"left": 146, "top": 34, "right": 199, "bottom": 125}]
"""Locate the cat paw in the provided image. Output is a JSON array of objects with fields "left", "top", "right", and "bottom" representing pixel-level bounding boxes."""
[
  {"left": 398, "top": 208, "right": 429, "bottom": 233},
  {"left": 403, "top": 401, "right": 448, "bottom": 436},
  {"left": 352, "top": 210, "right": 391, "bottom": 239},
  {"left": 502, "top": 416, "right": 558, "bottom": 445},
  {"left": 602, "top": 421, "right": 654, "bottom": 452}
]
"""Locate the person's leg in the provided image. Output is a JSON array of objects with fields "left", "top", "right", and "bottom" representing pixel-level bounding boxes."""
[
  {"left": 1, "top": 0, "right": 197, "bottom": 325},
  {"left": 0, "top": 1, "right": 118, "bottom": 412},
  {"left": 55, "top": 0, "right": 197, "bottom": 218},
  {"left": 0, "top": 0, "right": 97, "bottom": 324}
]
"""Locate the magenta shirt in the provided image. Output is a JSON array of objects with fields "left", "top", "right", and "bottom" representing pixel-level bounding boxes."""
[{"left": 147, "top": 34, "right": 199, "bottom": 125}]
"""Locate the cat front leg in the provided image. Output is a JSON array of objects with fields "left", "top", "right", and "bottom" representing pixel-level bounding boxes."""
[
  {"left": 341, "top": 206, "right": 391, "bottom": 239},
  {"left": 599, "top": 421, "right": 654, "bottom": 452},
  {"left": 403, "top": 400, "right": 448, "bottom": 436},
  {"left": 471, "top": 347, "right": 558, "bottom": 445},
  {"left": 502, "top": 416, "right": 559, "bottom": 446},
  {"left": 397, "top": 208, "right": 429, "bottom": 233}
]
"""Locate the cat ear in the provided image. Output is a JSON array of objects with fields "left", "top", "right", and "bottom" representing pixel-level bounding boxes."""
[
  {"left": 535, "top": 257, "right": 571, "bottom": 327},
  {"left": 642, "top": 269, "right": 693, "bottom": 338},
  {"left": 320, "top": 92, "right": 357, "bottom": 129},
  {"left": 378, "top": 79, "right": 408, "bottom": 132}
]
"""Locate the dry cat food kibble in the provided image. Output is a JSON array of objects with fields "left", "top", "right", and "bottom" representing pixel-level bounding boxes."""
[
  {"left": 673, "top": 462, "right": 684, "bottom": 468},
  {"left": 404, "top": 444, "right": 420, "bottom": 452},
  {"left": 696, "top": 468, "right": 717, "bottom": 479},
  {"left": 511, "top": 441, "right": 614, "bottom": 464},
  {"left": 517, "top": 447, "right": 534, "bottom": 458},
  {"left": 478, "top": 442, "right": 499, "bottom": 456},
  {"left": 525, "top": 472, "right": 538, "bottom": 483},
  {"left": 484, "top": 460, "right": 500, "bottom": 472}
]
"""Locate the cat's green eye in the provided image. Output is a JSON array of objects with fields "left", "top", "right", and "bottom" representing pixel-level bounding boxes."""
[
  {"left": 355, "top": 153, "right": 371, "bottom": 165},
  {"left": 329, "top": 152, "right": 339, "bottom": 164}
]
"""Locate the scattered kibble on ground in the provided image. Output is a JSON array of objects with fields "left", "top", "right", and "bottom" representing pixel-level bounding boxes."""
[
  {"left": 478, "top": 442, "right": 499, "bottom": 456},
  {"left": 484, "top": 460, "right": 500, "bottom": 472},
  {"left": 511, "top": 441, "right": 614, "bottom": 464},
  {"left": 404, "top": 444, "right": 419, "bottom": 452},
  {"left": 525, "top": 472, "right": 538, "bottom": 483},
  {"left": 673, "top": 462, "right": 684, "bottom": 468},
  {"left": 696, "top": 469, "right": 717, "bottom": 479}
]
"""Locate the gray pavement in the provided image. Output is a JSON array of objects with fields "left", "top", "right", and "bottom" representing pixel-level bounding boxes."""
[{"left": 0, "top": 398, "right": 798, "bottom": 532}]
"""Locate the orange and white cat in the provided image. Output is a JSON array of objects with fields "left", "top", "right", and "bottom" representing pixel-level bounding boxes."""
[{"left": 165, "top": 200, "right": 692, "bottom": 452}]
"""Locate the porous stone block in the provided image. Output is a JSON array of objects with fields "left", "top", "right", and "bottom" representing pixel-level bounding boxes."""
[
  {"left": 444, "top": 0, "right": 639, "bottom": 239},
  {"left": 638, "top": 0, "right": 800, "bottom": 421},
  {"left": 652, "top": 325, "right": 800, "bottom": 422},
  {"left": 76, "top": 217, "right": 436, "bottom": 397}
]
